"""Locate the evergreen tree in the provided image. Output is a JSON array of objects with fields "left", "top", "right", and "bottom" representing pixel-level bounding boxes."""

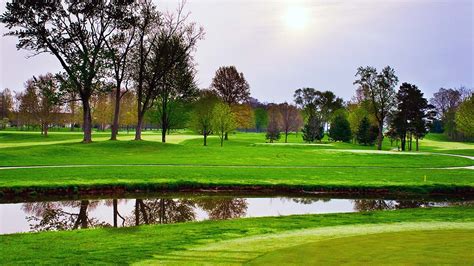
[
  {"left": 356, "top": 116, "right": 372, "bottom": 145},
  {"left": 391, "top": 83, "right": 431, "bottom": 151},
  {"left": 329, "top": 112, "right": 352, "bottom": 142},
  {"left": 302, "top": 114, "right": 324, "bottom": 142}
]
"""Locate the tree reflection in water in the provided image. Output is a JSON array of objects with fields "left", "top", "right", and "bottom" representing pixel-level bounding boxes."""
[
  {"left": 352, "top": 200, "right": 437, "bottom": 212},
  {"left": 23, "top": 197, "right": 249, "bottom": 231},
  {"left": 126, "top": 199, "right": 197, "bottom": 226},
  {"left": 20, "top": 197, "right": 465, "bottom": 233},
  {"left": 196, "top": 198, "right": 248, "bottom": 220},
  {"left": 23, "top": 200, "right": 106, "bottom": 232}
]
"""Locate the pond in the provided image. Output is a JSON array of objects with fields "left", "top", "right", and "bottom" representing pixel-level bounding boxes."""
[{"left": 0, "top": 193, "right": 470, "bottom": 235}]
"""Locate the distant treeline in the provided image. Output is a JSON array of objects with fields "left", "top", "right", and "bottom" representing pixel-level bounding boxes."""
[{"left": 0, "top": 1, "right": 472, "bottom": 148}]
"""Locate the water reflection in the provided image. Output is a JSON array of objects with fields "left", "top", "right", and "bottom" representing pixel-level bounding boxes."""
[
  {"left": 127, "top": 199, "right": 197, "bottom": 226},
  {"left": 352, "top": 200, "right": 438, "bottom": 212},
  {"left": 0, "top": 197, "right": 467, "bottom": 234},
  {"left": 196, "top": 198, "right": 248, "bottom": 220}
]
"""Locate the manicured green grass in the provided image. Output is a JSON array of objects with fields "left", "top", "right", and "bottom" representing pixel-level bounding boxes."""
[
  {"left": 0, "top": 131, "right": 472, "bottom": 193},
  {"left": 1, "top": 165, "right": 473, "bottom": 194},
  {"left": 1, "top": 207, "right": 473, "bottom": 264},
  {"left": 247, "top": 229, "right": 474, "bottom": 265}
]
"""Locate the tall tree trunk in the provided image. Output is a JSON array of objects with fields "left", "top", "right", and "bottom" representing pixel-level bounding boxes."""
[
  {"left": 135, "top": 113, "right": 144, "bottom": 140},
  {"left": 221, "top": 133, "right": 224, "bottom": 147},
  {"left": 409, "top": 133, "right": 412, "bottom": 151},
  {"left": 44, "top": 123, "right": 48, "bottom": 137},
  {"left": 73, "top": 200, "right": 89, "bottom": 229},
  {"left": 110, "top": 88, "right": 121, "bottom": 140},
  {"left": 401, "top": 133, "right": 406, "bottom": 151},
  {"left": 377, "top": 120, "right": 383, "bottom": 150},
  {"left": 161, "top": 126, "right": 167, "bottom": 142},
  {"left": 82, "top": 99, "right": 93, "bottom": 143},
  {"left": 416, "top": 137, "right": 419, "bottom": 151},
  {"left": 204, "top": 133, "right": 207, "bottom": 146},
  {"left": 285, "top": 130, "right": 288, "bottom": 143},
  {"left": 113, "top": 199, "right": 118, "bottom": 228},
  {"left": 161, "top": 104, "right": 167, "bottom": 143},
  {"left": 224, "top": 132, "right": 228, "bottom": 140},
  {"left": 70, "top": 103, "right": 75, "bottom": 131},
  {"left": 138, "top": 199, "right": 149, "bottom": 224},
  {"left": 135, "top": 199, "right": 140, "bottom": 226}
]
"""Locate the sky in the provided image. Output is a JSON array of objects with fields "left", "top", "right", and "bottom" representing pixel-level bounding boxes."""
[{"left": 0, "top": 0, "right": 473, "bottom": 103}]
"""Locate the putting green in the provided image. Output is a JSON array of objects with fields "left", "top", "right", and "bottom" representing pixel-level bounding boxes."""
[
  {"left": 136, "top": 222, "right": 474, "bottom": 265},
  {"left": 247, "top": 229, "right": 474, "bottom": 265}
]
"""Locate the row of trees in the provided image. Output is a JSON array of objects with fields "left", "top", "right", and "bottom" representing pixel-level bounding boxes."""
[
  {"left": 429, "top": 87, "right": 473, "bottom": 141},
  {"left": 1, "top": 2, "right": 471, "bottom": 147},
  {"left": 1, "top": 0, "right": 204, "bottom": 142}
]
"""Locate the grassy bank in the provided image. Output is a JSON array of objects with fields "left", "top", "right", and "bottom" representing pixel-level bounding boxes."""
[
  {"left": 0, "top": 131, "right": 472, "bottom": 195},
  {"left": 1, "top": 207, "right": 473, "bottom": 264}
]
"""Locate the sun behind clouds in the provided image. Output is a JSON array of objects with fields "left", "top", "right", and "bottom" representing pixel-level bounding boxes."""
[{"left": 283, "top": 5, "right": 310, "bottom": 30}]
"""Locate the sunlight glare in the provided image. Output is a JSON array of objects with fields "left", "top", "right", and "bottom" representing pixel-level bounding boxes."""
[{"left": 283, "top": 5, "right": 310, "bottom": 30}]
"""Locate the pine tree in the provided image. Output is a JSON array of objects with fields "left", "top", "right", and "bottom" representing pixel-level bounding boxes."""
[
  {"left": 329, "top": 113, "right": 352, "bottom": 142},
  {"left": 302, "top": 114, "right": 324, "bottom": 142},
  {"left": 356, "top": 116, "right": 372, "bottom": 145}
]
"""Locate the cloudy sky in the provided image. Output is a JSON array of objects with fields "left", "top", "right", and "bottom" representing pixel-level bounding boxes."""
[{"left": 0, "top": 0, "right": 472, "bottom": 103}]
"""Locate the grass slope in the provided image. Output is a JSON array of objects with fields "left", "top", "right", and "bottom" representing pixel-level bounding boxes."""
[
  {"left": 1, "top": 207, "right": 473, "bottom": 264},
  {"left": 246, "top": 229, "right": 474, "bottom": 265},
  {"left": 0, "top": 131, "right": 472, "bottom": 194}
]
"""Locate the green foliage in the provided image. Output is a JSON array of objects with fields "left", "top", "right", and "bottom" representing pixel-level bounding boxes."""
[
  {"left": 456, "top": 96, "right": 474, "bottom": 137},
  {"left": 254, "top": 107, "right": 268, "bottom": 132},
  {"left": 190, "top": 91, "right": 220, "bottom": 146},
  {"left": 302, "top": 114, "right": 324, "bottom": 142},
  {"left": 211, "top": 102, "right": 236, "bottom": 146},
  {"left": 329, "top": 111, "right": 352, "bottom": 142},
  {"left": 391, "top": 83, "right": 431, "bottom": 151},
  {"left": 347, "top": 104, "right": 369, "bottom": 138},
  {"left": 354, "top": 66, "right": 399, "bottom": 150},
  {"left": 357, "top": 116, "right": 376, "bottom": 145}
]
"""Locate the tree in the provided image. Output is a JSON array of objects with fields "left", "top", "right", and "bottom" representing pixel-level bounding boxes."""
[
  {"left": 0, "top": 88, "right": 13, "bottom": 121},
  {"left": 384, "top": 127, "right": 399, "bottom": 148},
  {"left": 211, "top": 66, "right": 250, "bottom": 105},
  {"left": 354, "top": 66, "right": 398, "bottom": 150},
  {"left": 133, "top": 1, "right": 203, "bottom": 141},
  {"left": 91, "top": 93, "right": 113, "bottom": 131},
  {"left": 356, "top": 116, "right": 376, "bottom": 145},
  {"left": 317, "top": 91, "right": 344, "bottom": 129},
  {"left": 196, "top": 198, "right": 247, "bottom": 220},
  {"left": 106, "top": 4, "right": 138, "bottom": 140},
  {"left": 302, "top": 114, "right": 324, "bottom": 143},
  {"left": 429, "top": 87, "right": 469, "bottom": 139},
  {"left": 347, "top": 103, "right": 369, "bottom": 143},
  {"left": 211, "top": 66, "right": 250, "bottom": 139},
  {"left": 294, "top": 88, "right": 343, "bottom": 130},
  {"left": 119, "top": 91, "right": 138, "bottom": 133},
  {"left": 266, "top": 105, "right": 281, "bottom": 143},
  {"left": 254, "top": 107, "right": 268, "bottom": 132},
  {"left": 19, "top": 74, "right": 63, "bottom": 136},
  {"left": 456, "top": 95, "right": 474, "bottom": 137},
  {"left": 329, "top": 110, "right": 352, "bottom": 142},
  {"left": 211, "top": 102, "right": 236, "bottom": 147},
  {"left": 190, "top": 90, "right": 220, "bottom": 146},
  {"left": 278, "top": 103, "right": 302, "bottom": 143},
  {"left": 391, "top": 83, "right": 431, "bottom": 151},
  {"left": 155, "top": 58, "right": 198, "bottom": 142},
  {"left": 1, "top": 1, "right": 132, "bottom": 142},
  {"left": 232, "top": 104, "right": 255, "bottom": 131}
]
